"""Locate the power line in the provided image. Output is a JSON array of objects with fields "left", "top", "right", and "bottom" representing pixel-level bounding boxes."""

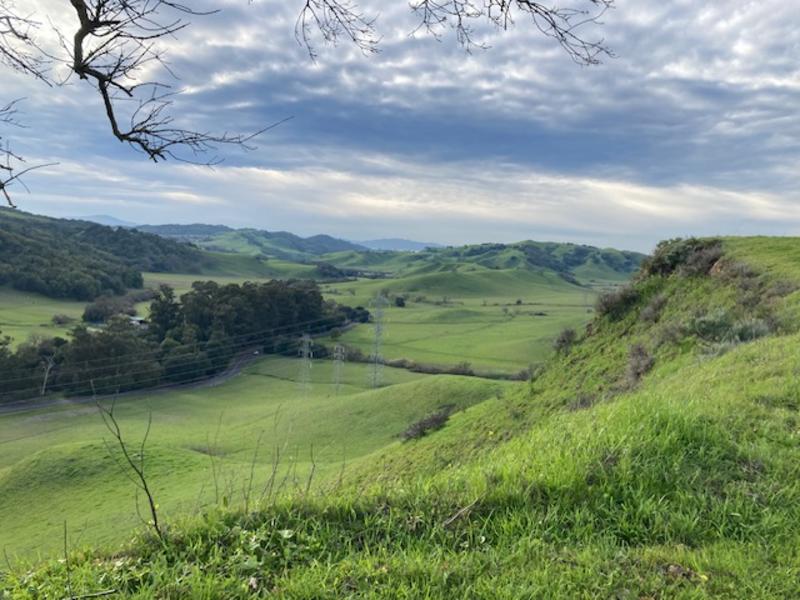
[{"left": 0, "top": 314, "right": 344, "bottom": 388}]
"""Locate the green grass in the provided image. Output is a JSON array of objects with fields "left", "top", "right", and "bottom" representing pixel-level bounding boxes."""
[
  {"left": 6, "top": 237, "right": 800, "bottom": 597},
  {"left": 322, "top": 269, "right": 594, "bottom": 372},
  {"left": 0, "top": 358, "right": 511, "bottom": 560},
  {"left": 0, "top": 288, "right": 85, "bottom": 347}
]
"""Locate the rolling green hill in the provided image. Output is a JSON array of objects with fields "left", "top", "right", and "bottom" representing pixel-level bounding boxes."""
[
  {"left": 139, "top": 224, "right": 366, "bottom": 261},
  {"left": 322, "top": 240, "right": 644, "bottom": 285},
  {"left": 0, "top": 209, "right": 211, "bottom": 301},
  {"left": 6, "top": 237, "right": 800, "bottom": 597}
]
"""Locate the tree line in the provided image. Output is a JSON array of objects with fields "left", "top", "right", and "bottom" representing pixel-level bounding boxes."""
[{"left": 0, "top": 280, "right": 370, "bottom": 404}]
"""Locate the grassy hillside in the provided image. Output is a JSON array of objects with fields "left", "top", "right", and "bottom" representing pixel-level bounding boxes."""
[
  {"left": 6, "top": 237, "right": 800, "bottom": 597},
  {"left": 322, "top": 241, "right": 644, "bottom": 285},
  {"left": 140, "top": 225, "right": 365, "bottom": 261}
]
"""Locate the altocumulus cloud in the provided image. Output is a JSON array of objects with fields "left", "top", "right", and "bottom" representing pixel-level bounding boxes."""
[{"left": 5, "top": 0, "right": 800, "bottom": 250}]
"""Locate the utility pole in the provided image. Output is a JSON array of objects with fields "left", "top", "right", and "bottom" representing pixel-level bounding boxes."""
[
  {"left": 298, "top": 334, "right": 313, "bottom": 396},
  {"left": 40, "top": 355, "right": 55, "bottom": 396},
  {"left": 370, "top": 294, "right": 387, "bottom": 388},
  {"left": 333, "top": 343, "right": 345, "bottom": 395}
]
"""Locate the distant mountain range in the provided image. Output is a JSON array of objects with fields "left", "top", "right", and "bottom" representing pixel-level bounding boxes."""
[
  {"left": 358, "top": 239, "right": 443, "bottom": 251},
  {"left": 78, "top": 217, "right": 443, "bottom": 257},
  {"left": 78, "top": 214, "right": 138, "bottom": 228}
]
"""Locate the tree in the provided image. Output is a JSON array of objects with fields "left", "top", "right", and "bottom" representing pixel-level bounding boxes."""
[{"left": 0, "top": 0, "right": 614, "bottom": 205}]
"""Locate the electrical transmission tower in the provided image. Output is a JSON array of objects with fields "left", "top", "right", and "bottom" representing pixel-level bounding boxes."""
[
  {"left": 370, "top": 294, "right": 387, "bottom": 388},
  {"left": 298, "top": 334, "right": 313, "bottom": 396},
  {"left": 333, "top": 343, "right": 345, "bottom": 395}
]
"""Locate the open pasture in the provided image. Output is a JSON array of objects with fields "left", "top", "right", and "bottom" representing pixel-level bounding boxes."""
[
  {"left": 0, "top": 288, "right": 85, "bottom": 348},
  {"left": 322, "top": 268, "right": 596, "bottom": 372},
  {"left": 0, "top": 357, "right": 513, "bottom": 559}
]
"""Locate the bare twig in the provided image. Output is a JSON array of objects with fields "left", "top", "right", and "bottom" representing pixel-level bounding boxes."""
[
  {"left": 442, "top": 495, "right": 483, "bottom": 528},
  {"left": 243, "top": 429, "right": 264, "bottom": 513},
  {"left": 0, "top": 0, "right": 49, "bottom": 81},
  {"left": 63, "top": 521, "right": 74, "bottom": 600},
  {"left": 94, "top": 385, "right": 163, "bottom": 540},
  {"left": 0, "top": 100, "right": 56, "bottom": 208},
  {"left": 410, "top": 0, "right": 614, "bottom": 63}
]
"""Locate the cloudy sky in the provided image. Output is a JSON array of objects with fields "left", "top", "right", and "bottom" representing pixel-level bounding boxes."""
[{"left": 4, "top": 0, "right": 800, "bottom": 251}]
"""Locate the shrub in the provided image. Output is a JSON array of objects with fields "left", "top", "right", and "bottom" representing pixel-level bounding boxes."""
[
  {"left": 689, "top": 310, "right": 771, "bottom": 344},
  {"left": 641, "top": 238, "right": 722, "bottom": 278},
  {"left": 568, "top": 393, "right": 596, "bottom": 411},
  {"left": 401, "top": 406, "right": 453, "bottom": 441},
  {"left": 689, "top": 309, "right": 734, "bottom": 342},
  {"left": 394, "top": 296, "right": 406, "bottom": 308},
  {"left": 596, "top": 284, "right": 640, "bottom": 320},
  {"left": 553, "top": 327, "right": 577, "bottom": 354},
  {"left": 626, "top": 344, "right": 654, "bottom": 385},
  {"left": 51, "top": 314, "right": 74, "bottom": 326},
  {"left": 640, "top": 293, "right": 668, "bottom": 324}
]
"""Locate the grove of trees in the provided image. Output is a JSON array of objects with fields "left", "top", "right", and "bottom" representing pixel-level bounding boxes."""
[{"left": 0, "top": 279, "right": 370, "bottom": 403}]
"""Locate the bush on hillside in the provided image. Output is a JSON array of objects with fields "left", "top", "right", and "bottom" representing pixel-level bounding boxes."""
[
  {"left": 625, "top": 344, "right": 654, "bottom": 386},
  {"left": 51, "top": 314, "right": 74, "bottom": 326},
  {"left": 401, "top": 406, "right": 454, "bottom": 441},
  {"left": 553, "top": 327, "right": 577, "bottom": 354},
  {"left": 640, "top": 293, "right": 668, "bottom": 324},
  {"left": 640, "top": 238, "right": 722, "bottom": 278},
  {"left": 595, "top": 284, "right": 640, "bottom": 320}
]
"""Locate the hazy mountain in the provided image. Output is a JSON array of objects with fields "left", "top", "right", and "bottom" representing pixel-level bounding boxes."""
[
  {"left": 138, "top": 223, "right": 365, "bottom": 259},
  {"left": 78, "top": 215, "right": 138, "bottom": 228},
  {"left": 359, "top": 239, "right": 443, "bottom": 251}
]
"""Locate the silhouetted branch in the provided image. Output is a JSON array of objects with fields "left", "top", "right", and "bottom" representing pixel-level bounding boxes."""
[
  {"left": 297, "top": 0, "right": 379, "bottom": 60},
  {"left": 0, "top": 100, "right": 55, "bottom": 208},
  {"left": 95, "top": 391, "right": 164, "bottom": 541},
  {"left": 64, "top": 0, "right": 265, "bottom": 163},
  {"left": 0, "top": 0, "right": 48, "bottom": 81},
  {"left": 410, "top": 0, "right": 615, "bottom": 63}
]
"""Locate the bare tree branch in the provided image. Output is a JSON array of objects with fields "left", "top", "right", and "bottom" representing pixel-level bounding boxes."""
[
  {"left": 62, "top": 0, "right": 265, "bottom": 164},
  {"left": 0, "top": 0, "right": 615, "bottom": 194},
  {"left": 95, "top": 392, "right": 164, "bottom": 541},
  {"left": 297, "top": 0, "right": 379, "bottom": 60},
  {"left": 0, "top": 0, "right": 49, "bottom": 81},
  {"left": 0, "top": 100, "right": 56, "bottom": 208},
  {"left": 409, "top": 0, "right": 615, "bottom": 64}
]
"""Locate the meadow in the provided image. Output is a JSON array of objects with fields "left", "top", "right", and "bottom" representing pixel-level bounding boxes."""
[
  {"left": 0, "top": 288, "right": 85, "bottom": 348},
  {"left": 0, "top": 357, "right": 513, "bottom": 559},
  {"left": 321, "top": 268, "right": 595, "bottom": 373}
]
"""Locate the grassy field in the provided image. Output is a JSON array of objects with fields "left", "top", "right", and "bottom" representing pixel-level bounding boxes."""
[
  {"left": 322, "top": 268, "right": 595, "bottom": 373},
  {"left": 0, "top": 288, "right": 85, "bottom": 348},
  {"left": 0, "top": 357, "right": 513, "bottom": 560}
]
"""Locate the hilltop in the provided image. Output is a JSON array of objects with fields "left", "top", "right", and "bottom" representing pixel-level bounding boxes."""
[
  {"left": 138, "top": 224, "right": 366, "bottom": 260},
  {"left": 5, "top": 236, "right": 800, "bottom": 597}
]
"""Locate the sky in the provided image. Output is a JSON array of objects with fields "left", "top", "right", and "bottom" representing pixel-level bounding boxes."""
[{"left": 4, "top": 0, "right": 800, "bottom": 252}]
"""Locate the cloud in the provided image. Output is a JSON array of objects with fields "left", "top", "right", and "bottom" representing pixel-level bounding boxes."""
[{"left": 5, "top": 0, "right": 800, "bottom": 249}]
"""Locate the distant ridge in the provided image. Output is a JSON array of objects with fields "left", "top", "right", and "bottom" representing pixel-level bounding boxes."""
[
  {"left": 77, "top": 214, "right": 138, "bottom": 228},
  {"left": 137, "top": 223, "right": 366, "bottom": 260},
  {"left": 359, "top": 239, "right": 443, "bottom": 251}
]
